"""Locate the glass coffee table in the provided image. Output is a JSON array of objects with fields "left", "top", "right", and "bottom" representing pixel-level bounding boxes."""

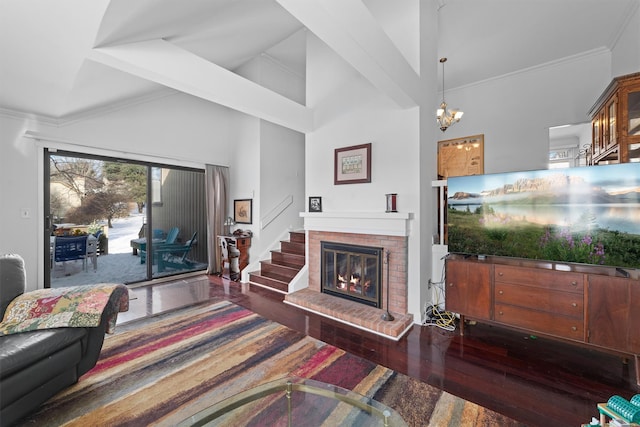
[{"left": 178, "top": 377, "right": 407, "bottom": 426}]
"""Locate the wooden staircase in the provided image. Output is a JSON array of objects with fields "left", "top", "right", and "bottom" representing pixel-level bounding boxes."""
[{"left": 248, "top": 231, "right": 305, "bottom": 294}]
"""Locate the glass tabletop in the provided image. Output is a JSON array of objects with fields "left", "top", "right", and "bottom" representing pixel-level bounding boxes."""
[{"left": 177, "top": 376, "right": 407, "bottom": 427}]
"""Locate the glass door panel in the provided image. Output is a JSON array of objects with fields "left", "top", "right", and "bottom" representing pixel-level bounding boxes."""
[
  {"left": 150, "top": 167, "right": 207, "bottom": 279},
  {"left": 47, "top": 151, "right": 207, "bottom": 287}
]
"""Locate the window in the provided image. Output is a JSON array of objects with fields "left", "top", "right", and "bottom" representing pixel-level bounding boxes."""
[{"left": 46, "top": 150, "right": 207, "bottom": 288}]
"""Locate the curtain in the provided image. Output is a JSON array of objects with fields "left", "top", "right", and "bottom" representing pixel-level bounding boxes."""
[{"left": 205, "top": 164, "right": 229, "bottom": 274}]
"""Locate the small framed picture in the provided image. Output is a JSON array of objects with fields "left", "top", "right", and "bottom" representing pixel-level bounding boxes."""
[
  {"left": 334, "top": 143, "right": 372, "bottom": 185},
  {"left": 234, "top": 199, "right": 253, "bottom": 224},
  {"left": 309, "top": 196, "right": 322, "bottom": 212}
]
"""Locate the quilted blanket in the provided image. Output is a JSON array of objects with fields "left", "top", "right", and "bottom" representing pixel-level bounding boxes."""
[{"left": 0, "top": 283, "right": 129, "bottom": 336}]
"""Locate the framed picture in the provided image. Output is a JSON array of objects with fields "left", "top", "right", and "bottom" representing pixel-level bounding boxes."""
[
  {"left": 309, "top": 196, "right": 322, "bottom": 212},
  {"left": 234, "top": 199, "right": 252, "bottom": 224},
  {"left": 437, "top": 134, "right": 484, "bottom": 178},
  {"left": 334, "top": 143, "right": 372, "bottom": 185}
]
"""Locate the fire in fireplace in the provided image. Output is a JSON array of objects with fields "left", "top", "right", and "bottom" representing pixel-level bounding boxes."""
[{"left": 321, "top": 241, "right": 382, "bottom": 308}]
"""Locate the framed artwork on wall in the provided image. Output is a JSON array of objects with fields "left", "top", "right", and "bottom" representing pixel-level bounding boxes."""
[
  {"left": 234, "top": 199, "right": 252, "bottom": 224},
  {"left": 334, "top": 143, "right": 372, "bottom": 185},
  {"left": 309, "top": 196, "right": 322, "bottom": 212},
  {"left": 437, "top": 134, "right": 484, "bottom": 178}
]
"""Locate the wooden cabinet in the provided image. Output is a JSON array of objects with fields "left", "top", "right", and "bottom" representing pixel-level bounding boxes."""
[
  {"left": 445, "top": 255, "right": 640, "bottom": 385},
  {"left": 494, "top": 265, "right": 585, "bottom": 342},
  {"left": 587, "top": 275, "right": 640, "bottom": 353},
  {"left": 445, "top": 258, "right": 491, "bottom": 321},
  {"left": 589, "top": 72, "right": 640, "bottom": 164}
]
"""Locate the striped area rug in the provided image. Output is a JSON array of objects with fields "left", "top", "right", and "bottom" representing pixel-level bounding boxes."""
[{"left": 18, "top": 301, "right": 524, "bottom": 426}]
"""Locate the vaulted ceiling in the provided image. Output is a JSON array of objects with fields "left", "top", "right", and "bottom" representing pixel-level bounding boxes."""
[{"left": 0, "top": 0, "right": 636, "bottom": 130}]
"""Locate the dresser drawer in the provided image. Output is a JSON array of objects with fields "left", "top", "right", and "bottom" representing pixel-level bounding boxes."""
[
  {"left": 494, "top": 303, "right": 585, "bottom": 341},
  {"left": 495, "top": 283, "right": 583, "bottom": 319},
  {"left": 494, "top": 265, "right": 584, "bottom": 293}
]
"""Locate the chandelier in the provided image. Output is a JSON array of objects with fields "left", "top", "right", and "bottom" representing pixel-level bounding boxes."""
[{"left": 436, "top": 57, "right": 463, "bottom": 132}]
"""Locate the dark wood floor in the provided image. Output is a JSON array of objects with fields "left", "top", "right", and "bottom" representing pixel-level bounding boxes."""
[{"left": 123, "top": 275, "right": 638, "bottom": 426}]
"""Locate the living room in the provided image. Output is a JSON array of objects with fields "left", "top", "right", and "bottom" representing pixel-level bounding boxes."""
[{"left": 1, "top": 0, "right": 640, "bottom": 425}]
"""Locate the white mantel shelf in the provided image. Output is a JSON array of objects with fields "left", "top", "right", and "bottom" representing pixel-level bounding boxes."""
[{"left": 300, "top": 211, "right": 413, "bottom": 237}]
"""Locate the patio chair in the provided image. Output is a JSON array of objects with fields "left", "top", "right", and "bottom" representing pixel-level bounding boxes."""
[
  {"left": 140, "top": 227, "right": 179, "bottom": 263},
  {"left": 85, "top": 235, "right": 98, "bottom": 272},
  {"left": 53, "top": 236, "right": 88, "bottom": 272},
  {"left": 156, "top": 232, "right": 198, "bottom": 272}
]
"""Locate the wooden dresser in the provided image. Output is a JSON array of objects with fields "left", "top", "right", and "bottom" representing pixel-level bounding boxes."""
[{"left": 445, "top": 254, "right": 640, "bottom": 386}]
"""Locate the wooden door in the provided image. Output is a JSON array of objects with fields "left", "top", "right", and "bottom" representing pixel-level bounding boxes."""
[
  {"left": 445, "top": 259, "right": 491, "bottom": 321},
  {"left": 587, "top": 275, "right": 630, "bottom": 352}
]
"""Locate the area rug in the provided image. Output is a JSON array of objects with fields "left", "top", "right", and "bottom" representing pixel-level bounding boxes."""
[{"left": 17, "top": 301, "right": 524, "bottom": 426}]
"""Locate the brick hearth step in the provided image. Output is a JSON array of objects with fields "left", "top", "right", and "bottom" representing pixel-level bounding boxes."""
[{"left": 284, "top": 288, "right": 414, "bottom": 341}]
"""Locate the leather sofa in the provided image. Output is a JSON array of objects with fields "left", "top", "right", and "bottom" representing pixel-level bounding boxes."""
[{"left": 0, "top": 254, "right": 125, "bottom": 426}]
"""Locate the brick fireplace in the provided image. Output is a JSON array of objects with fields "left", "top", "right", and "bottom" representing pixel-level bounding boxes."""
[
  {"left": 320, "top": 241, "right": 383, "bottom": 308},
  {"left": 309, "top": 231, "right": 407, "bottom": 313},
  {"left": 284, "top": 212, "right": 414, "bottom": 340}
]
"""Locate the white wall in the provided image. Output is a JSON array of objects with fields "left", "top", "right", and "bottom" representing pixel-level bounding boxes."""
[
  {"left": 612, "top": 3, "right": 640, "bottom": 77},
  {"left": 0, "top": 116, "right": 41, "bottom": 287},
  {"left": 0, "top": 93, "right": 235, "bottom": 290},
  {"left": 440, "top": 49, "right": 612, "bottom": 174},
  {"left": 419, "top": 0, "right": 441, "bottom": 320},
  {"left": 1, "top": 45, "right": 306, "bottom": 290},
  {"left": 305, "top": 0, "right": 430, "bottom": 319},
  {"left": 234, "top": 53, "right": 306, "bottom": 260}
]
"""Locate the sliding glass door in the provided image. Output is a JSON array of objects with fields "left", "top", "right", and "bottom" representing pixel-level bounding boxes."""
[{"left": 45, "top": 149, "right": 207, "bottom": 288}]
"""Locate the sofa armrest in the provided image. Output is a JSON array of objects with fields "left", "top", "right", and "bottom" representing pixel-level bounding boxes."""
[{"left": 0, "top": 284, "right": 129, "bottom": 336}]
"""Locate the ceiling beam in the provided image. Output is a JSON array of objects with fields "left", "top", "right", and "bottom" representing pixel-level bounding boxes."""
[
  {"left": 88, "top": 39, "right": 313, "bottom": 133},
  {"left": 277, "top": 0, "right": 421, "bottom": 108}
]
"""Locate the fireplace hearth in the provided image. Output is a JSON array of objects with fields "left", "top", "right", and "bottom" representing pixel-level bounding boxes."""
[{"left": 321, "top": 241, "right": 382, "bottom": 308}]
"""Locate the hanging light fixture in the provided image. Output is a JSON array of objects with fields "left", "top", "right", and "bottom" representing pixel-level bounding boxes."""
[{"left": 436, "top": 57, "right": 463, "bottom": 132}]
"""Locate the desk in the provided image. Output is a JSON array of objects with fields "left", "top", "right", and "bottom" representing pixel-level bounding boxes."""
[{"left": 218, "top": 235, "right": 251, "bottom": 280}]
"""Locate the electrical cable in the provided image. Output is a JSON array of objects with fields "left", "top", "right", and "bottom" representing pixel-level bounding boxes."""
[{"left": 423, "top": 259, "right": 457, "bottom": 331}]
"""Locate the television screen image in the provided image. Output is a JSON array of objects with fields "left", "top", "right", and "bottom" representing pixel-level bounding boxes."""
[{"left": 447, "top": 162, "right": 640, "bottom": 269}]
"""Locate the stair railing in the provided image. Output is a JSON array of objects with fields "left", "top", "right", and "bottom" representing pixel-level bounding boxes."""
[{"left": 260, "top": 195, "right": 293, "bottom": 230}]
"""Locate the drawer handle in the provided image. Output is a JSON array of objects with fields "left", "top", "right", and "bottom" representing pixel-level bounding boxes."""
[
  {"left": 498, "top": 290, "right": 504, "bottom": 295},
  {"left": 571, "top": 326, "right": 577, "bottom": 331},
  {"left": 571, "top": 302, "right": 577, "bottom": 307},
  {"left": 448, "top": 283, "right": 453, "bottom": 287},
  {"left": 571, "top": 281, "right": 577, "bottom": 286},
  {"left": 498, "top": 272, "right": 504, "bottom": 276},
  {"left": 498, "top": 311, "right": 503, "bottom": 315}
]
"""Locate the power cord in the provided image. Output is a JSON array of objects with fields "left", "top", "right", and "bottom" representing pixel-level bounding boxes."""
[
  {"left": 423, "top": 261, "right": 456, "bottom": 331},
  {"left": 423, "top": 304, "right": 456, "bottom": 331}
]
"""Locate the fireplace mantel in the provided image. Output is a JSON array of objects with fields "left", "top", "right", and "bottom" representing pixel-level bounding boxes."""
[
  {"left": 300, "top": 212, "right": 412, "bottom": 237},
  {"left": 290, "top": 212, "right": 414, "bottom": 339}
]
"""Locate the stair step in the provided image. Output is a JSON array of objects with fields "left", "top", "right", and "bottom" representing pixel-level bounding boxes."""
[
  {"left": 289, "top": 231, "right": 305, "bottom": 244},
  {"left": 249, "top": 272, "right": 289, "bottom": 293},
  {"left": 260, "top": 260, "right": 299, "bottom": 281},
  {"left": 281, "top": 240, "right": 305, "bottom": 255},
  {"left": 271, "top": 250, "right": 305, "bottom": 269}
]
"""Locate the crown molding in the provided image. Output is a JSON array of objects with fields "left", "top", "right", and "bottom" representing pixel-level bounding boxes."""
[
  {"left": 0, "top": 88, "right": 178, "bottom": 127},
  {"left": 0, "top": 107, "right": 59, "bottom": 126},
  {"left": 608, "top": 1, "right": 639, "bottom": 51},
  {"left": 57, "top": 88, "right": 178, "bottom": 127},
  {"left": 448, "top": 47, "right": 611, "bottom": 93}
]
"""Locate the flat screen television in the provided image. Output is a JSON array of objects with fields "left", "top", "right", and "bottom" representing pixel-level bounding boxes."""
[{"left": 446, "top": 162, "right": 640, "bottom": 269}]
